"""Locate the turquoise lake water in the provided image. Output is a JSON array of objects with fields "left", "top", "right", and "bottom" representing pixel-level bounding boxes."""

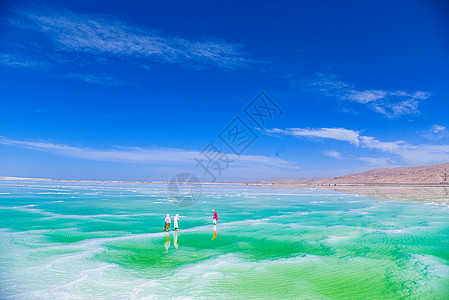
[{"left": 0, "top": 180, "right": 448, "bottom": 299}]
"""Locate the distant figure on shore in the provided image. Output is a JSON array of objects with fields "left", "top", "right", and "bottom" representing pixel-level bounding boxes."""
[
  {"left": 212, "top": 224, "right": 218, "bottom": 240},
  {"left": 164, "top": 232, "right": 170, "bottom": 252},
  {"left": 212, "top": 210, "right": 218, "bottom": 225},
  {"left": 173, "top": 231, "right": 179, "bottom": 249},
  {"left": 164, "top": 214, "right": 171, "bottom": 232},
  {"left": 174, "top": 214, "right": 179, "bottom": 232}
]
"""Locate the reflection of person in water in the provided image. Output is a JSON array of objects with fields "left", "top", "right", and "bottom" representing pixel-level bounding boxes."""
[
  {"left": 212, "top": 224, "right": 218, "bottom": 240},
  {"left": 173, "top": 231, "right": 179, "bottom": 249},
  {"left": 164, "top": 232, "right": 170, "bottom": 252}
]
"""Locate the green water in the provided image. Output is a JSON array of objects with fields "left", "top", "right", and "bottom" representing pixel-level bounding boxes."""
[{"left": 0, "top": 180, "right": 448, "bottom": 299}]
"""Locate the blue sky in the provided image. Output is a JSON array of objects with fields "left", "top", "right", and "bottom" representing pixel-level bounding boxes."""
[{"left": 1, "top": 0, "right": 449, "bottom": 181}]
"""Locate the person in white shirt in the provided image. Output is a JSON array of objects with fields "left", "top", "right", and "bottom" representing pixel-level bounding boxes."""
[{"left": 173, "top": 214, "right": 179, "bottom": 232}]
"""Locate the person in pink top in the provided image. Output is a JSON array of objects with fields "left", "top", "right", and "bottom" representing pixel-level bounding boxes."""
[{"left": 212, "top": 210, "right": 218, "bottom": 225}]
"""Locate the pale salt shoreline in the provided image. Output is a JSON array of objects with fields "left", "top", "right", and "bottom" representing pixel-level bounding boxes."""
[
  {"left": 1, "top": 176, "right": 449, "bottom": 206},
  {"left": 2, "top": 176, "right": 449, "bottom": 187}
]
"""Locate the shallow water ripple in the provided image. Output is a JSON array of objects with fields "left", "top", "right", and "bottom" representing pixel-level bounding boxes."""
[{"left": 0, "top": 180, "right": 448, "bottom": 299}]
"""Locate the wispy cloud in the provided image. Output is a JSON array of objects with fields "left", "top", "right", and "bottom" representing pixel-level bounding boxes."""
[
  {"left": 9, "top": 9, "right": 253, "bottom": 71},
  {"left": 359, "top": 136, "right": 449, "bottom": 165},
  {"left": 322, "top": 149, "right": 396, "bottom": 168},
  {"left": 269, "top": 126, "right": 449, "bottom": 165},
  {"left": 0, "top": 53, "right": 46, "bottom": 68},
  {"left": 66, "top": 73, "right": 128, "bottom": 86},
  {"left": 323, "top": 150, "right": 342, "bottom": 159},
  {"left": 355, "top": 157, "right": 396, "bottom": 168},
  {"left": 420, "top": 125, "right": 449, "bottom": 141},
  {"left": 0, "top": 136, "right": 297, "bottom": 170},
  {"left": 310, "top": 73, "right": 431, "bottom": 117},
  {"left": 266, "top": 127, "right": 360, "bottom": 145},
  {"left": 431, "top": 125, "right": 446, "bottom": 133},
  {"left": 359, "top": 136, "right": 403, "bottom": 152}
]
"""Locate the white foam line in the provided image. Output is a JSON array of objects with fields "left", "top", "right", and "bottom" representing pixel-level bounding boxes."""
[
  {"left": 39, "top": 212, "right": 163, "bottom": 220},
  {"left": 21, "top": 187, "right": 71, "bottom": 191},
  {"left": 37, "top": 192, "right": 72, "bottom": 195},
  {"left": 127, "top": 252, "right": 323, "bottom": 298},
  {"left": 21, "top": 247, "right": 103, "bottom": 271},
  {"left": 0, "top": 205, "right": 164, "bottom": 219},
  {"left": 10, "top": 263, "right": 113, "bottom": 299},
  {"left": 54, "top": 265, "right": 111, "bottom": 289},
  {"left": 0, "top": 205, "right": 47, "bottom": 215}
]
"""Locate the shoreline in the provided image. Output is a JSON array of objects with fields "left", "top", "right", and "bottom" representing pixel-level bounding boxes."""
[{"left": 1, "top": 176, "right": 449, "bottom": 188}]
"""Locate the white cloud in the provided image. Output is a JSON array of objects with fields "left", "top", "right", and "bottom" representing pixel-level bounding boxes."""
[
  {"left": 420, "top": 125, "right": 449, "bottom": 141},
  {"left": 358, "top": 136, "right": 449, "bottom": 165},
  {"left": 267, "top": 127, "right": 360, "bottom": 145},
  {"left": 269, "top": 126, "right": 449, "bottom": 166},
  {"left": 323, "top": 150, "right": 342, "bottom": 159},
  {"left": 12, "top": 9, "right": 253, "bottom": 70},
  {"left": 431, "top": 125, "right": 446, "bottom": 133},
  {"left": 321, "top": 146, "right": 397, "bottom": 168},
  {"left": 0, "top": 136, "right": 297, "bottom": 170},
  {"left": 355, "top": 157, "right": 396, "bottom": 168},
  {"left": 430, "top": 125, "right": 446, "bottom": 133},
  {"left": 359, "top": 136, "right": 403, "bottom": 152},
  {"left": 66, "top": 73, "right": 128, "bottom": 86},
  {"left": 0, "top": 53, "right": 46, "bottom": 68},
  {"left": 343, "top": 89, "right": 387, "bottom": 104},
  {"left": 311, "top": 74, "right": 431, "bottom": 117},
  {"left": 359, "top": 136, "right": 449, "bottom": 164},
  {"left": 389, "top": 146, "right": 449, "bottom": 165},
  {"left": 310, "top": 73, "right": 351, "bottom": 93}
]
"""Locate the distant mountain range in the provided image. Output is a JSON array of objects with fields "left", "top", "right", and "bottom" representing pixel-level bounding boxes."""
[
  {"left": 2, "top": 162, "right": 449, "bottom": 186},
  {"left": 255, "top": 162, "right": 449, "bottom": 186}
]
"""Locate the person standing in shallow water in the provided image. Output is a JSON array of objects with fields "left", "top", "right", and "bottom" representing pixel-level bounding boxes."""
[
  {"left": 212, "top": 210, "right": 218, "bottom": 225},
  {"left": 173, "top": 214, "right": 179, "bottom": 232},
  {"left": 164, "top": 214, "right": 171, "bottom": 232}
]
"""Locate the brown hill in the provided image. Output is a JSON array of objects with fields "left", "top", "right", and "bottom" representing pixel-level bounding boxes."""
[{"left": 256, "top": 162, "right": 449, "bottom": 185}]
